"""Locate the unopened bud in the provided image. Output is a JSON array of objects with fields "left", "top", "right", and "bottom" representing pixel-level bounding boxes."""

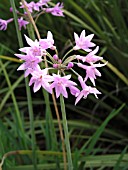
[
  {"left": 53, "top": 64, "right": 58, "bottom": 68},
  {"left": 9, "top": 7, "right": 13, "bottom": 12},
  {"left": 50, "top": 45, "right": 56, "bottom": 50},
  {"left": 53, "top": 54, "right": 58, "bottom": 60},
  {"left": 10, "top": 7, "right": 19, "bottom": 13},
  {"left": 58, "top": 59, "right": 62, "bottom": 64},
  {"left": 67, "top": 62, "right": 74, "bottom": 69}
]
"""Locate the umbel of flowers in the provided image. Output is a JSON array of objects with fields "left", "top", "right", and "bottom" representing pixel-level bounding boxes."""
[
  {"left": 15, "top": 30, "right": 106, "bottom": 105},
  {"left": 0, "top": 0, "right": 64, "bottom": 31}
]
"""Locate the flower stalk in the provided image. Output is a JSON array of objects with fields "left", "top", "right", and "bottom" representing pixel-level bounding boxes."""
[
  {"left": 21, "top": 1, "right": 67, "bottom": 169},
  {"left": 11, "top": 1, "right": 37, "bottom": 169},
  {"left": 60, "top": 95, "right": 73, "bottom": 170}
]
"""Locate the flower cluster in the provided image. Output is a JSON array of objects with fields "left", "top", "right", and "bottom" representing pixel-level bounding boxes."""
[
  {"left": 0, "top": 0, "right": 64, "bottom": 31},
  {"left": 20, "top": 0, "right": 64, "bottom": 17},
  {"left": 16, "top": 30, "right": 106, "bottom": 105}
]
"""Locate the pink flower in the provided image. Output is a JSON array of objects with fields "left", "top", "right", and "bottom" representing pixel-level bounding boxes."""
[
  {"left": 16, "top": 52, "right": 42, "bottom": 77},
  {"left": 73, "top": 30, "right": 95, "bottom": 52},
  {"left": 0, "top": 18, "right": 13, "bottom": 31},
  {"left": 45, "top": 3, "right": 64, "bottom": 17},
  {"left": 32, "top": 1, "right": 50, "bottom": 11},
  {"left": 69, "top": 86, "right": 80, "bottom": 96},
  {"left": 37, "top": 0, "right": 50, "bottom": 7},
  {"left": 29, "top": 67, "right": 53, "bottom": 93},
  {"left": 19, "top": 35, "right": 42, "bottom": 56},
  {"left": 76, "top": 46, "right": 103, "bottom": 63},
  {"left": 32, "top": 2, "right": 40, "bottom": 11},
  {"left": 50, "top": 74, "right": 77, "bottom": 98},
  {"left": 20, "top": 1, "right": 35, "bottom": 13},
  {"left": 75, "top": 76, "right": 101, "bottom": 105},
  {"left": 18, "top": 17, "right": 29, "bottom": 30},
  {"left": 39, "top": 31, "right": 55, "bottom": 50},
  {"left": 77, "top": 63, "right": 106, "bottom": 86},
  {"left": 10, "top": 7, "right": 13, "bottom": 12}
]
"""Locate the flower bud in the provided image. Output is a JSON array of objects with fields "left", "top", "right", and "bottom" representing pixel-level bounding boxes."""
[
  {"left": 10, "top": 7, "right": 19, "bottom": 13},
  {"left": 53, "top": 54, "right": 58, "bottom": 60},
  {"left": 58, "top": 59, "right": 62, "bottom": 64},
  {"left": 53, "top": 64, "right": 58, "bottom": 68},
  {"left": 9, "top": 7, "right": 13, "bottom": 12},
  {"left": 50, "top": 45, "right": 56, "bottom": 50},
  {"left": 67, "top": 62, "right": 74, "bottom": 69}
]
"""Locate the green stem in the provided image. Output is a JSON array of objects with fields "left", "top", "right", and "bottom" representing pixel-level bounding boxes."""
[
  {"left": 101, "top": 59, "right": 128, "bottom": 85},
  {"left": 62, "top": 48, "right": 74, "bottom": 62},
  {"left": 10, "top": 0, "right": 23, "bottom": 48},
  {"left": 25, "top": 77, "right": 37, "bottom": 170},
  {"left": 0, "top": 60, "right": 27, "bottom": 148},
  {"left": 60, "top": 95, "right": 73, "bottom": 170},
  {"left": 0, "top": 55, "right": 22, "bottom": 63},
  {"left": 10, "top": 0, "right": 37, "bottom": 169},
  {"left": 70, "top": 68, "right": 80, "bottom": 77},
  {"left": 27, "top": 23, "right": 36, "bottom": 40},
  {"left": 26, "top": 24, "right": 37, "bottom": 170}
]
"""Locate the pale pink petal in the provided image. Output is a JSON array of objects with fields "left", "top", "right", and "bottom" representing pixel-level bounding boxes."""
[
  {"left": 75, "top": 92, "right": 84, "bottom": 105},
  {"left": 47, "top": 31, "right": 53, "bottom": 41},
  {"left": 76, "top": 55, "right": 85, "bottom": 62},
  {"left": 17, "top": 63, "right": 26, "bottom": 70},
  {"left": 33, "top": 81, "right": 41, "bottom": 92},
  {"left": 29, "top": 77, "right": 36, "bottom": 86},
  {"left": 64, "top": 74, "right": 71, "bottom": 80},
  {"left": 90, "top": 88, "right": 101, "bottom": 98},
  {"left": 24, "top": 35, "right": 35, "bottom": 47},
  {"left": 43, "top": 82, "right": 52, "bottom": 94},
  {"left": 95, "top": 69, "right": 101, "bottom": 77},
  {"left": 55, "top": 86, "right": 61, "bottom": 98},
  {"left": 93, "top": 62, "right": 107, "bottom": 67},
  {"left": 61, "top": 85, "right": 68, "bottom": 98},
  {"left": 74, "top": 32, "right": 79, "bottom": 43},
  {"left": 78, "top": 76, "right": 86, "bottom": 89},
  {"left": 90, "top": 77, "right": 96, "bottom": 86},
  {"left": 24, "top": 68, "right": 33, "bottom": 77},
  {"left": 85, "top": 34, "right": 94, "bottom": 41},
  {"left": 69, "top": 86, "right": 80, "bottom": 96},
  {"left": 19, "top": 47, "right": 31, "bottom": 53},
  {"left": 80, "top": 30, "right": 86, "bottom": 40},
  {"left": 91, "top": 46, "right": 99, "bottom": 55}
]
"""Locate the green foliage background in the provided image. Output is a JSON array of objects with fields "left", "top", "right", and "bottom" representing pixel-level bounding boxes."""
[{"left": 0, "top": 0, "right": 128, "bottom": 169}]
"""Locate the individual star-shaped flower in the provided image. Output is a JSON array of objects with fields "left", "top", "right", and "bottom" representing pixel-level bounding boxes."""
[
  {"left": 77, "top": 62, "right": 106, "bottom": 86},
  {"left": 15, "top": 52, "right": 42, "bottom": 77},
  {"left": 73, "top": 30, "right": 95, "bottom": 52},
  {"left": 37, "top": 0, "right": 50, "bottom": 8},
  {"left": 45, "top": 3, "right": 64, "bottom": 17},
  {"left": 29, "top": 67, "right": 53, "bottom": 93},
  {"left": 76, "top": 46, "right": 103, "bottom": 63},
  {"left": 75, "top": 76, "right": 101, "bottom": 105},
  {"left": 19, "top": 35, "right": 42, "bottom": 56},
  {"left": 50, "top": 74, "right": 77, "bottom": 98},
  {"left": 18, "top": 17, "right": 29, "bottom": 30},
  {"left": 20, "top": 1, "right": 35, "bottom": 13}
]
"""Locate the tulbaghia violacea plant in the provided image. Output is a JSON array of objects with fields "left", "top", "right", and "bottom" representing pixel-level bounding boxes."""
[
  {"left": 0, "top": 0, "right": 64, "bottom": 31},
  {"left": 0, "top": 0, "right": 108, "bottom": 170},
  {"left": 16, "top": 30, "right": 107, "bottom": 105}
]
